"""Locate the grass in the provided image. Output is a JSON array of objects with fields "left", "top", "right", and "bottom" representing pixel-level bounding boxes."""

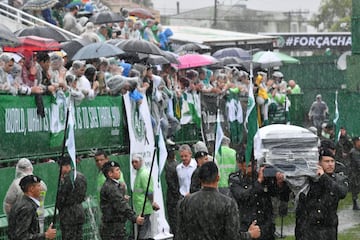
[{"left": 274, "top": 193, "right": 355, "bottom": 239}]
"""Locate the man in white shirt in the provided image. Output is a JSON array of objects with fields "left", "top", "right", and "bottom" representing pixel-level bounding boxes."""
[{"left": 176, "top": 144, "right": 197, "bottom": 197}]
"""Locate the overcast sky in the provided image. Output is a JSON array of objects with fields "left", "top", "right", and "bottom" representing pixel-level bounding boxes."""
[{"left": 154, "top": 0, "right": 322, "bottom": 16}]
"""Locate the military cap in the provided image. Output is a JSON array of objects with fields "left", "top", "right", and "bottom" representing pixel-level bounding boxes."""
[
  {"left": 352, "top": 136, "right": 360, "bottom": 143},
  {"left": 319, "top": 147, "right": 335, "bottom": 160},
  {"left": 19, "top": 175, "right": 42, "bottom": 192},
  {"left": 194, "top": 151, "right": 208, "bottom": 160},
  {"left": 102, "top": 161, "right": 120, "bottom": 176}
]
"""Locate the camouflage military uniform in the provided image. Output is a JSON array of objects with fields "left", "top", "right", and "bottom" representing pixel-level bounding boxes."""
[
  {"left": 189, "top": 167, "right": 201, "bottom": 193},
  {"left": 176, "top": 187, "right": 251, "bottom": 240},
  {"left": 100, "top": 178, "right": 138, "bottom": 240},
  {"left": 7, "top": 195, "right": 45, "bottom": 240},
  {"left": 295, "top": 173, "right": 348, "bottom": 240},
  {"left": 57, "top": 171, "right": 87, "bottom": 240},
  {"left": 165, "top": 158, "right": 180, "bottom": 235},
  {"left": 349, "top": 147, "right": 360, "bottom": 202},
  {"left": 229, "top": 171, "right": 290, "bottom": 240}
]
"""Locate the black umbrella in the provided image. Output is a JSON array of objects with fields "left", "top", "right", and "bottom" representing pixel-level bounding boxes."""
[
  {"left": 116, "top": 39, "right": 163, "bottom": 56},
  {"left": 15, "top": 26, "right": 71, "bottom": 42},
  {"left": 161, "top": 50, "right": 179, "bottom": 64},
  {"left": 175, "top": 43, "right": 211, "bottom": 54},
  {"left": 61, "top": 38, "right": 92, "bottom": 61},
  {"left": 72, "top": 42, "right": 125, "bottom": 60},
  {"left": 138, "top": 53, "right": 170, "bottom": 65},
  {"left": 0, "top": 23, "right": 19, "bottom": 47},
  {"left": 89, "top": 11, "right": 125, "bottom": 24},
  {"left": 212, "top": 47, "right": 251, "bottom": 60},
  {"left": 22, "top": 0, "right": 58, "bottom": 10},
  {"left": 219, "top": 56, "right": 245, "bottom": 65}
]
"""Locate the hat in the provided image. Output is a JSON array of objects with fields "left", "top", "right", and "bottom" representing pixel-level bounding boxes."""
[
  {"left": 194, "top": 151, "right": 208, "bottom": 160},
  {"left": 193, "top": 141, "right": 208, "bottom": 154},
  {"left": 102, "top": 161, "right": 120, "bottom": 176},
  {"left": 19, "top": 175, "right": 41, "bottom": 192},
  {"left": 16, "top": 158, "right": 33, "bottom": 171},
  {"left": 132, "top": 154, "right": 143, "bottom": 162},
  {"left": 352, "top": 136, "right": 360, "bottom": 143},
  {"left": 272, "top": 71, "right": 283, "bottom": 78},
  {"left": 9, "top": 53, "right": 24, "bottom": 63},
  {"left": 319, "top": 147, "right": 335, "bottom": 160},
  {"left": 221, "top": 136, "right": 231, "bottom": 145}
]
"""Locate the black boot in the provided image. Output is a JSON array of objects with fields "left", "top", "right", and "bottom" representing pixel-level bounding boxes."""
[{"left": 353, "top": 199, "right": 360, "bottom": 210}]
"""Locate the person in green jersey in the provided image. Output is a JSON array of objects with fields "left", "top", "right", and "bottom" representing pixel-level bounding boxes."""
[{"left": 131, "top": 154, "right": 160, "bottom": 240}]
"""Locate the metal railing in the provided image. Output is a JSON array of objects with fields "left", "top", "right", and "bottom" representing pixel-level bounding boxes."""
[{"left": 0, "top": 2, "right": 79, "bottom": 39}]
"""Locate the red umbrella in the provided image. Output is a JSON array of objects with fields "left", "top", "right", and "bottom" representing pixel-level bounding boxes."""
[
  {"left": 175, "top": 54, "right": 218, "bottom": 70},
  {"left": 3, "top": 35, "right": 61, "bottom": 53},
  {"left": 129, "top": 8, "right": 155, "bottom": 19}
]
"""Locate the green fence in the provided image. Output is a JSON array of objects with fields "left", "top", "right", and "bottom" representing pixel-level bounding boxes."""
[
  {"left": 0, "top": 155, "right": 132, "bottom": 239},
  {"left": 280, "top": 55, "right": 360, "bottom": 135},
  {"left": 0, "top": 94, "right": 125, "bottom": 162}
]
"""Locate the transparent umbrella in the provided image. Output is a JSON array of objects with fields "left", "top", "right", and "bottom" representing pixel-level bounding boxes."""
[
  {"left": 22, "top": 0, "right": 58, "bottom": 10},
  {"left": 253, "top": 51, "right": 300, "bottom": 68}
]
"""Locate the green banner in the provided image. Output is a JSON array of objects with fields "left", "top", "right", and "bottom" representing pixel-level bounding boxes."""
[{"left": 0, "top": 94, "right": 124, "bottom": 160}]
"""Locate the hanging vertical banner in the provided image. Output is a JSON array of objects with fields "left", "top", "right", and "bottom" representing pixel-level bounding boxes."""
[{"left": 123, "top": 93, "right": 172, "bottom": 239}]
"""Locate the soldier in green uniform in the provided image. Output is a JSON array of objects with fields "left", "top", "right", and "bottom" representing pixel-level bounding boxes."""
[
  {"left": 100, "top": 161, "right": 144, "bottom": 240},
  {"left": 7, "top": 175, "right": 56, "bottom": 240},
  {"left": 190, "top": 151, "right": 210, "bottom": 193},
  {"left": 349, "top": 137, "right": 360, "bottom": 210},
  {"left": 295, "top": 147, "right": 348, "bottom": 240},
  {"left": 165, "top": 147, "right": 180, "bottom": 235},
  {"left": 94, "top": 150, "right": 127, "bottom": 203},
  {"left": 229, "top": 156, "right": 290, "bottom": 240},
  {"left": 176, "top": 161, "right": 261, "bottom": 240},
  {"left": 57, "top": 157, "right": 87, "bottom": 240}
]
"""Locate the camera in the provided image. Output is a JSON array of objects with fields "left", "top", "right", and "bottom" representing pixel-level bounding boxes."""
[{"left": 263, "top": 165, "right": 277, "bottom": 177}]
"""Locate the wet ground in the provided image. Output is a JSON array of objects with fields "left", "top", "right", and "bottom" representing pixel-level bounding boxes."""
[{"left": 279, "top": 205, "right": 360, "bottom": 237}]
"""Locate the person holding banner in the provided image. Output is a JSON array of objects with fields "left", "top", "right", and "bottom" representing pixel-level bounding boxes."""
[
  {"left": 57, "top": 157, "right": 87, "bottom": 240},
  {"left": 131, "top": 154, "right": 160, "bottom": 240},
  {"left": 100, "top": 161, "right": 144, "bottom": 240}
]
